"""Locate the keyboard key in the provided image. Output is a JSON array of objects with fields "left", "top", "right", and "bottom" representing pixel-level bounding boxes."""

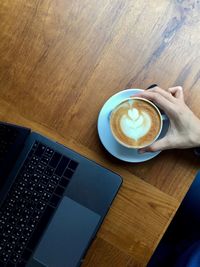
[
  {"left": 40, "top": 156, "right": 50, "bottom": 165},
  {"left": 46, "top": 183, "right": 55, "bottom": 193},
  {"left": 49, "top": 194, "right": 60, "bottom": 207},
  {"left": 49, "top": 152, "right": 62, "bottom": 168},
  {"left": 63, "top": 168, "right": 74, "bottom": 179},
  {"left": 22, "top": 172, "right": 31, "bottom": 180},
  {"left": 27, "top": 218, "right": 37, "bottom": 229},
  {"left": 22, "top": 208, "right": 31, "bottom": 217},
  {"left": 41, "top": 191, "right": 51, "bottom": 202},
  {"left": 26, "top": 164, "right": 35, "bottom": 173},
  {"left": 18, "top": 181, "right": 27, "bottom": 189},
  {"left": 13, "top": 207, "right": 22, "bottom": 217},
  {"left": 23, "top": 189, "right": 32, "bottom": 200},
  {"left": 21, "top": 248, "right": 32, "bottom": 262},
  {"left": 31, "top": 173, "right": 40, "bottom": 182},
  {"left": 4, "top": 224, "right": 14, "bottom": 234},
  {"left": 35, "top": 183, "right": 45, "bottom": 194},
  {"left": 1, "top": 250, "right": 10, "bottom": 263},
  {"left": 35, "top": 144, "right": 46, "bottom": 157},
  {"left": 23, "top": 226, "right": 33, "bottom": 238},
  {"left": 8, "top": 215, "right": 18, "bottom": 226},
  {"left": 68, "top": 160, "right": 78, "bottom": 171},
  {"left": 54, "top": 186, "right": 65, "bottom": 196},
  {"left": 36, "top": 164, "right": 45, "bottom": 174},
  {"left": 40, "top": 174, "right": 49, "bottom": 185},
  {"left": 31, "top": 191, "right": 40, "bottom": 203},
  {"left": 13, "top": 227, "right": 23, "bottom": 237},
  {"left": 0, "top": 235, "right": 7, "bottom": 246},
  {"left": 30, "top": 156, "right": 40, "bottom": 165},
  {"left": 14, "top": 244, "right": 24, "bottom": 255},
  {"left": 50, "top": 175, "right": 60, "bottom": 185},
  {"left": 25, "top": 201, "right": 35, "bottom": 212},
  {"left": 10, "top": 252, "right": 20, "bottom": 264},
  {"left": 59, "top": 177, "right": 70, "bottom": 187},
  {"left": 31, "top": 209, "right": 43, "bottom": 221},
  {"left": 44, "top": 166, "right": 54, "bottom": 177},
  {"left": 44, "top": 147, "right": 54, "bottom": 157},
  {"left": 36, "top": 201, "right": 46, "bottom": 211},
  {"left": 55, "top": 156, "right": 70, "bottom": 176}
]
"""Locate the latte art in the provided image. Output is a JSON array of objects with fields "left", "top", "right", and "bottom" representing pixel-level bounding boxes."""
[
  {"left": 110, "top": 98, "right": 161, "bottom": 148},
  {"left": 120, "top": 108, "right": 151, "bottom": 141}
]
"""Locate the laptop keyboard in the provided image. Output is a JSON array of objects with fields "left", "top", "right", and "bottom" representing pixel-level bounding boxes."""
[
  {"left": 0, "top": 124, "right": 18, "bottom": 163},
  {"left": 0, "top": 141, "right": 78, "bottom": 266}
]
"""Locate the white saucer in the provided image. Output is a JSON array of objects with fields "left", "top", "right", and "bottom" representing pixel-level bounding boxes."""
[{"left": 97, "top": 89, "right": 169, "bottom": 163}]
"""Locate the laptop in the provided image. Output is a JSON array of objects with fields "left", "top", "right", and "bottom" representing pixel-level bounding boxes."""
[{"left": 0, "top": 122, "right": 122, "bottom": 267}]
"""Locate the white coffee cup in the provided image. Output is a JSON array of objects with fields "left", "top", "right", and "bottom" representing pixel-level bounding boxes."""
[{"left": 109, "top": 97, "right": 166, "bottom": 149}]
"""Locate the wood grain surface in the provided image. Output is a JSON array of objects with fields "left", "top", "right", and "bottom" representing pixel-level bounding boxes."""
[{"left": 1, "top": 0, "right": 200, "bottom": 266}]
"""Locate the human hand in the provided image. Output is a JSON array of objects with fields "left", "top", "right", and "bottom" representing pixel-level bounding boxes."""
[{"left": 135, "top": 86, "right": 200, "bottom": 153}]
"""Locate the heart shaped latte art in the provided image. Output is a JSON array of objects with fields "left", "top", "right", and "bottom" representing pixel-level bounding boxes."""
[{"left": 120, "top": 108, "right": 151, "bottom": 140}]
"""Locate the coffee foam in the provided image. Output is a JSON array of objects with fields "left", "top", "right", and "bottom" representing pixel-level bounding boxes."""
[
  {"left": 120, "top": 107, "right": 151, "bottom": 140},
  {"left": 110, "top": 99, "right": 161, "bottom": 147}
]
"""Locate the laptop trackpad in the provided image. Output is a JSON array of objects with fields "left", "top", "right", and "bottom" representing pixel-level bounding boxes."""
[{"left": 28, "top": 197, "right": 100, "bottom": 267}]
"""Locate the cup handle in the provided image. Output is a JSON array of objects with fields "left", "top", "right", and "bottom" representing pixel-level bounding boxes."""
[
  {"left": 146, "top": 84, "right": 158, "bottom": 89},
  {"left": 161, "top": 114, "right": 168, "bottom": 121}
]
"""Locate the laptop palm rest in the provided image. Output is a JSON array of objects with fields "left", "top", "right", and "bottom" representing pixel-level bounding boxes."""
[{"left": 27, "top": 197, "right": 100, "bottom": 267}]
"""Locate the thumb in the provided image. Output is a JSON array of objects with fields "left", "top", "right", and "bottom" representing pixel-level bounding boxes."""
[
  {"left": 139, "top": 138, "right": 170, "bottom": 153},
  {"left": 168, "top": 86, "right": 184, "bottom": 100}
]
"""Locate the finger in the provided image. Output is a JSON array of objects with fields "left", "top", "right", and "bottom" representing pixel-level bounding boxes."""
[
  {"left": 134, "top": 91, "right": 174, "bottom": 114},
  {"left": 147, "top": 87, "right": 176, "bottom": 103},
  {"left": 168, "top": 86, "right": 184, "bottom": 100},
  {"left": 139, "top": 137, "right": 171, "bottom": 153}
]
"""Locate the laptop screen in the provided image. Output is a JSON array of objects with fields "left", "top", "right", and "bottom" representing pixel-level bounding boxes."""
[{"left": 0, "top": 122, "right": 30, "bottom": 188}]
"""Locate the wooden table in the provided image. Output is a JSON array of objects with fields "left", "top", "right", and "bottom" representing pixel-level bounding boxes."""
[{"left": 1, "top": 0, "right": 200, "bottom": 266}]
